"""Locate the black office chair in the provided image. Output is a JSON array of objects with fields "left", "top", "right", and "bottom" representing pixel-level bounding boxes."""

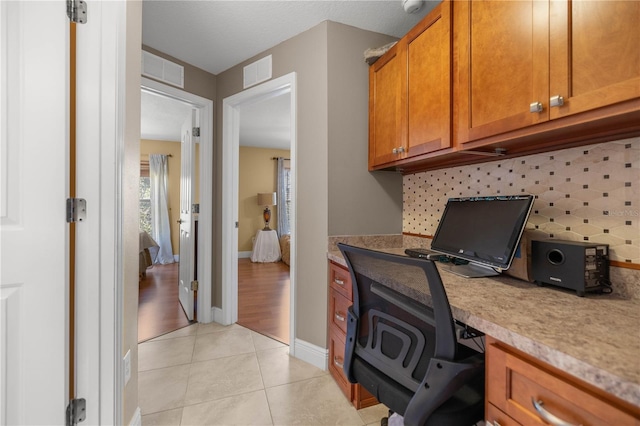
[{"left": 337, "top": 243, "right": 485, "bottom": 426}]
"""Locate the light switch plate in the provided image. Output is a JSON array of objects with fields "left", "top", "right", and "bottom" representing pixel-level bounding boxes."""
[{"left": 124, "top": 349, "right": 131, "bottom": 385}]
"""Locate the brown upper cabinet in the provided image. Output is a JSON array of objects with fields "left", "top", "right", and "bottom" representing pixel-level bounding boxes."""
[
  {"left": 369, "top": 1, "right": 452, "bottom": 170},
  {"left": 369, "top": 0, "right": 640, "bottom": 173},
  {"left": 454, "top": 0, "right": 640, "bottom": 146}
]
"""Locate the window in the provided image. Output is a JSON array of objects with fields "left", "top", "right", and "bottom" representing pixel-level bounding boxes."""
[
  {"left": 284, "top": 164, "right": 292, "bottom": 225},
  {"left": 139, "top": 161, "right": 152, "bottom": 234}
]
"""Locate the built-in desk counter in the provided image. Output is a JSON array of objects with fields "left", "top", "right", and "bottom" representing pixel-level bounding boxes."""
[{"left": 328, "top": 248, "right": 640, "bottom": 412}]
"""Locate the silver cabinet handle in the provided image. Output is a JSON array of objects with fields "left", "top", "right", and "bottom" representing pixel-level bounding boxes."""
[
  {"left": 333, "top": 278, "right": 345, "bottom": 286},
  {"left": 392, "top": 148, "right": 398, "bottom": 154},
  {"left": 530, "top": 101, "right": 544, "bottom": 113},
  {"left": 532, "top": 398, "right": 580, "bottom": 426},
  {"left": 334, "top": 312, "right": 345, "bottom": 322},
  {"left": 397, "top": 146, "right": 405, "bottom": 153},
  {"left": 333, "top": 356, "right": 344, "bottom": 368},
  {"left": 550, "top": 95, "right": 564, "bottom": 107}
]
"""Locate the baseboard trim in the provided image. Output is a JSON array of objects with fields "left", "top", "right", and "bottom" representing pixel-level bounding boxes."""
[
  {"left": 129, "top": 407, "right": 142, "bottom": 426},
  {"left": 211, "top": 306, "right": 225, "bottom": 324},
  {"left": 238, "top": 251, "right": 252, "bottom": 259},
  {"left": 292, "top": 338, "right": 328, "bottom": 371}
]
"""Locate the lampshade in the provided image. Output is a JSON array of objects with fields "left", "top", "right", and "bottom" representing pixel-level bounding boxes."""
[{"left": 257, "top": 192, "right": 277, "bottom": 206}]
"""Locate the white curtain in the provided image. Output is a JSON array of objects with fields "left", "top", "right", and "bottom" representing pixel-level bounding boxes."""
[
  {"left": 277, "top": 157, "right": 290, "bottom": 236},
  {"left": 149, "top": 154, "right": 175, "bottom": 264}
]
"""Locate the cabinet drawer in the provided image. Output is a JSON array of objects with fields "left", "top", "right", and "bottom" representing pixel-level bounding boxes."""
[
  {"left": 486, "top": 403, "right": 520, "bottom": 426},
  {"left": 487, "top": 338, "right": 640, "bottom": 426},
  {"left": 329, "top": 261, "right": 352, "bottom": 300},
  {"left": 329, "top": 288, "right": 351, "bottom": 335},
  {"left": 328, "top": 328, "right": 352, "bottom": 401}
]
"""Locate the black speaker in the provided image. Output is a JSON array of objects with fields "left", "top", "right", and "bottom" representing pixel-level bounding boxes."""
[{"left": 531, "top": 240, "right": 609, "bottom": 297}]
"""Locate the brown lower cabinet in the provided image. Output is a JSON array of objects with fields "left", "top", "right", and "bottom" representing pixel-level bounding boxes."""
[
  {"left": 327, "top": 261, "right": 378, "bottom": 409},
  {"left": 328, "top": 260, "right": 640, "bottom": 421},
  {"left": 486, "top": 336, "right": 640, "bottom": 425}
]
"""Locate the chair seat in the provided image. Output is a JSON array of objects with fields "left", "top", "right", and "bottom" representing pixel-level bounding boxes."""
[{"left": 353, "top": 356, "right": 484, "bottom": 426}]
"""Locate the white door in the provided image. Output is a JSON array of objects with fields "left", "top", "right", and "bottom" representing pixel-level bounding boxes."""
[
  {"left": 178, "top": 110, "right": 196, "bottom": 320},
  {"left": 0, "top": 2, "right": 69, "bottom": 424}
]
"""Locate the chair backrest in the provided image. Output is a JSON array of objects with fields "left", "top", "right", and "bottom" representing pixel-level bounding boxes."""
[
  {"left": 337, "top": 244, "right": 484, "bottom": 425},
  {"left": 338, "top": 244, "right": 458, "bottom": 364}
]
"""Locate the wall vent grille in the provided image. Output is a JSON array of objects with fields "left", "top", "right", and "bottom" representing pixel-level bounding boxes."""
[
  {"left": 142, "top": 51, "right": 184, "bottom": 89},
  {"left": 243, "top": 55, "right": 272, "bottom": 89}
]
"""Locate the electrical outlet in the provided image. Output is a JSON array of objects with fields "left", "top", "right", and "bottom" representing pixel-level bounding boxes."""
[{"left": 124, "top": 349, "right": 131, "bottom": 385}]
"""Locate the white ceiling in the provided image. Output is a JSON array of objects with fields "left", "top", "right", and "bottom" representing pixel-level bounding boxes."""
[
  {"left": 140, "top": 0, "right": 437, "bottom": 147},
  {"left": 141, "top": 90, "right": 193, "bottom": 142}
]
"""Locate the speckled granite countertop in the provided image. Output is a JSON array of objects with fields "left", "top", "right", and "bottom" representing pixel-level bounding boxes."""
[{"left": 328, "top": 246, "right": 640, "bottom": 408}]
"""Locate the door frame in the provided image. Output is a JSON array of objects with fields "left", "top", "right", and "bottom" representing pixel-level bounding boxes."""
[
  {"left": 141, "top": 77, "right": 214, "bottom": 324},
  {"left": 221, "top": 73, "right": 297, "bottom": 352}
]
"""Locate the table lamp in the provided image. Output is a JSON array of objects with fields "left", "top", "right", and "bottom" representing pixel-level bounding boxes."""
[{"left": 257, "top": 192, "right": 277, "bottom": 230}]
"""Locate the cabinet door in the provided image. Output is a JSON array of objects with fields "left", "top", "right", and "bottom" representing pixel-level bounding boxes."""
[
  {"left": 369, "top": 42, "right": 407, "bottom": 169},
  {"left": 407, "top": 0, "right": 452, "bottom": 156},
  {"left": 549, "top": 0, "right": 640, "bottom": 119},
  {"left": 454, "top": 0, "right": 549, "bottom": 144}
]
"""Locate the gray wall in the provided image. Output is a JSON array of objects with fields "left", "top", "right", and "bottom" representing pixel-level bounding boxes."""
[
  {"left": 215, "top": 21, "right": 402, "bottom": 349},
  {"left": 327, "top": 21, "right": 402, "bottom": 235},
  {"left": 215, "top": 22, "right": 329, "bottom": 347}
]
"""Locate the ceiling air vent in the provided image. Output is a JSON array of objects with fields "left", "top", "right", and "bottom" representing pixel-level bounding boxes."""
[
  {"left": 243, "top": 55, "right": 272, "bottom": 89},
  {"left": 142, "top": 50, "right": 184, "bottom": 89}
]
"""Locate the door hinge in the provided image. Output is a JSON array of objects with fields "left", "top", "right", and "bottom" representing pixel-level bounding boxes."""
[
  {"left": 66, "top": 398, "right": 86, "bottom": 426},
  {"left": 67, "top": 0, "right": 87, "bottom": 24},
  {"left": 67, "top": 198, "right": 87, "bottom": 223},
  {"left": 191, "top": 280, "right": 199, "bottom": 291},
  {"left": 192, "top": 127, "right": 200, "bottom": 137}
]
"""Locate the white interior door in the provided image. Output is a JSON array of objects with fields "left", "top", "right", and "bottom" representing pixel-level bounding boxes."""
[
  {"left": 0, "top": 2, "right": 69, "bottom": 423},
  {"left": 178, "top": 110, "right": 196, "bottom": 320}
]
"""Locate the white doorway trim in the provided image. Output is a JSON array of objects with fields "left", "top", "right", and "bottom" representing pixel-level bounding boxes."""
[
  {"left": 141, "top": 76, "right": 214, "bottom": 323},
  {"left": 221, "top": 73, "right": 297, "bottom": 353}
]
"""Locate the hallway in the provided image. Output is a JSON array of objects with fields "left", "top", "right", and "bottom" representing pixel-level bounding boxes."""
[{"left": 138, "top": 322, "right": 387, "bottom": 425}]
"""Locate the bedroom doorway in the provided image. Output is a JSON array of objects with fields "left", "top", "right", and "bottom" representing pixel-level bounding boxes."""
[
  {"left": 221, "top": 73, "right": 297, "bottom": 353},
  {"left": 139, "top": 77, "right": 214, "bottom": 341},
  {"left": 236, "top": 90, "right": 292, "bottom": 344}
]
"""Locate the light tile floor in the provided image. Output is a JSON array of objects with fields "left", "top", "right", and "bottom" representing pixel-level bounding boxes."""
[{"left": 139, "top": 322, "right": 389, "bottom": 425}]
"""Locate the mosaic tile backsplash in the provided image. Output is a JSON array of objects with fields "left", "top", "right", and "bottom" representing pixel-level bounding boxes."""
[{"left": 403, "top": 137, "right": 640, "bottom": 264}]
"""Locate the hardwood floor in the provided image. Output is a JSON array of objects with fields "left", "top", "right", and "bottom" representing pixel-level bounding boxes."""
[
  {"left": 238, "top": 258, "right": 290, "bottom": 345},
  {"left": 138, "top": 263, "right": 191, "bottom": 342},
  {"left": 138, "top": 259, "right": 290, "bottom": 344}
]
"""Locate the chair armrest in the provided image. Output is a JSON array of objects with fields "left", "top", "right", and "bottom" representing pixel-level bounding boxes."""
[{"left": 403, "top": 354, "right": 485, "bottom": 426}]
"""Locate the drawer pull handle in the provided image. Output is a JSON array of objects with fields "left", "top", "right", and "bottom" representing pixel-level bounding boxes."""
[
  {"left": 532, "top": 398, "right": 580, "bottom": 426},
  {"left": 333, "top": 356, "right": 344, "bottom": 368},
  {"left": 334, "top": 312, "right": 345, "bottom": 322},
  {"left": 334, "top": 278, "right": 345, "bottom": 286}
]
